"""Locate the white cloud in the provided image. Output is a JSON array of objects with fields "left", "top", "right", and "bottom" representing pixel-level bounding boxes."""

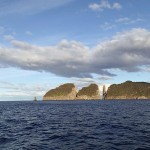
[
  {"left": 116, "top": 17, "right": 143, "bottom": 24},
  {"left": 0, "top": 26, "right": 5, "bottom": 34},
  {"left": 0, "top": 28, "right": 150, "bottom": 78},
  {"left": 74, "top": 77, "right": 96, "bottom": 87},
  {"left": 98, "top": 76, "right": 112, "bottom": 80},
  {"left": 112, "top": 2, "right": 122, "bottom": 9},
  {"left": 89, "top": 3, "right": 100, "bottom": 11},
  {"left": 89, "top": 0, "right": 122, "bottom": 11},
  {"left": 4, "top": 35, "right": 14, "bottom": 41},
  {"left": 100, "top": 22, "right": 116, "bottom": 30},
  {"left": 26, "top": 31, "right": 32, "bottom": 36},
  {"left": 74, "top": 76, "right": 112, "bottom": 91},
  {"left": 0, "top": 81, "right": 50, "bottom": 99},
  {"left": 116, "top": 17, "right": 130, "bottom": 23},
  {"left": 0, "top": 0, "right": 74, "bottom": 16},
  {"left": 91, "top": 28, "right": 150, "bottom": 72}
]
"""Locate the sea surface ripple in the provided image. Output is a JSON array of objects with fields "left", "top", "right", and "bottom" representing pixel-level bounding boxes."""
[{"left": 0, "top": 100, "right": 150, "bottom": 150}]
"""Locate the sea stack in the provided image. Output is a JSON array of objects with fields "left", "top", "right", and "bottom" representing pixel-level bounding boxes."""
[
  {"left": 106, "top": 81, "right": 150, "bottom": 100},
  {"left": 43, "top": 83, "right": 77, "bottom": 100},
  {"left": 76, "top": 84, "right": 100, "bottom": 100},
  {"left": 102, "top": 85, "right": 107, "bottom": 100},
  {"left": 34, "top": 96, "right": 37, "bottom": 101}
]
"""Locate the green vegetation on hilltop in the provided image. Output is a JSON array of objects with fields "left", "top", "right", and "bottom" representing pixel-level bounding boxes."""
[
  {"left": 44, "top": 83, "right": 75, "bottom": 97},
  {"left": 77, "top": 84, "right": 99, "bottom": 97},
  {"left": 106, "top": 81, "right": 150, "bottom": 99}
]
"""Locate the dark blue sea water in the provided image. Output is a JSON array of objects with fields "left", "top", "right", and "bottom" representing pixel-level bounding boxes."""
[{"left": 0, "top": 100, "right": 150, "bottom": 150}]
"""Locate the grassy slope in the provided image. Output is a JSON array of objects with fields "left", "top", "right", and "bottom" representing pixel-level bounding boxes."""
[
  {"left": 77, "top": 84, "right": 98, "bottom": 97},
  {"left": 44, "top": 83, "right": 75, "bottom": 97},
  {"left": 107, "top": 81, "right": 150, "bottom": 98}
]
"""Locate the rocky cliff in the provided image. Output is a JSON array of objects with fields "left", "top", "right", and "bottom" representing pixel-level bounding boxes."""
[
  {"left": 43, "top": 83, "right": 77, "bottom": 100},
  {"left": 76, "top": 84, "right": 100, "bottom": 100},
  {"left": 106, "top": 81, "right": 150, "bottom": 99}
]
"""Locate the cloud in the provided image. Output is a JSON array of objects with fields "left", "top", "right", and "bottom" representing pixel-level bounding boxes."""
[
  {"left": 98, "top": 76, "right": 112, "bottom": 81},
  {"left": 0, "top": 0, "right": 74, "bottom": 16},
  {"left": 0, "top": 39, "right": 96, "bottom": 78},
  {"left": 0, "top": 28, "right": 150, "bottom": 78},
  {"left": 116, "top": 17, "right": 130, "bottom": 23},
  {"left": 112, "top": 2, "right": 122, "bottom": 9},
  {"left": 0, "top": 26, "right": 5, "bottom": 34},
  {"left": 73, "top": 77, "right": 96, "bottom": 89},
  {"left": 100, "top": 22, "right": 116, "bottom": 30},
  {"left": 26, "top": 31, "right": 32, "bottom": 36},
  {"left": 116, "top": 17, "right": 143, "bottom": 24},
  {"left": 89, "top": 0, "right": 122, "bottom": 11},
  {"left": 91, "top": 28, "right": 150, "bottom": 72},
  {"left": 3, "top": 35, "right": 14, "bottom": 41},
  {"left": 100, "top": 17, "right": 144, "bottom": 31},
  {"left": 0, "top": 81, "right": 50, "bottom": 99},
  {"left": 75, "top": 78, "right": 95, "bottom": 83},
  {"left": 73, "top": 76, "right": 112, "bottom": 90}
]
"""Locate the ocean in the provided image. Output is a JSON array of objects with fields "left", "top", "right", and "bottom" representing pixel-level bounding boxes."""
[{"left": 0, "top": 100, "right": 150, "bottom": 150}]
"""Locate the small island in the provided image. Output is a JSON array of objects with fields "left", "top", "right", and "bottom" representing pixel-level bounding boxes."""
[{"left": 106, "top": 81, "right": 150, "bottom": 100}]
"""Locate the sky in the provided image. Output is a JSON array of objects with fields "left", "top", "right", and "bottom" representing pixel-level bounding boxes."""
[{"left": 0, "top": 0, "right": 150, "bottom": 101}]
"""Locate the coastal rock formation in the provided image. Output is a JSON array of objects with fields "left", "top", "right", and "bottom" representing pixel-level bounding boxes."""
[
  {"left": 76, "top": 84, "right": 100, "bottom": 100},
  {"left": 43, "top": 83, "right": 77, "bottom": 100},
  {"left": 106, "top": 81, "right": 150, "bottom": 100}
]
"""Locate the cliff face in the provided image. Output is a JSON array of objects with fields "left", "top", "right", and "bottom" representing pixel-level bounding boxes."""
[
  {"left": 106, "top": 81, "right": 150, "bottom": 100},
  {"left": 43, "top": 83, "right": 100, "bottom": 100},
  {"left": 43, "top": 83, "right": 77, "bottom": 100},
  {"left": 76, "top": 84, "right": 100, "bottom": 100}
]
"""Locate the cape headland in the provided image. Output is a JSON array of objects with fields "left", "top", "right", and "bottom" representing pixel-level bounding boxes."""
[
  {"left": 106, "top": 81, "right": 150, "bottom": 100},
  {"left": 43, "top": 83, "right": 100, "bottom": 100},
  {"left": 43, "top": 83, "right": 77, "bottom": 100}
]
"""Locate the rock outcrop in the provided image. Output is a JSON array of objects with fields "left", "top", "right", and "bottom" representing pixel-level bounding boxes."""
[
  {"left": 43, "top": 83, "right": 77, "bottom": 100},
  {"left": 106, "top": 81, "right": 150, "bottom": 100},
  {"left": 43, "top": 83, "right": 100, "bottom": 100},
  {"left": 76, "top": 84, "right": 100, "bottom": 100}
]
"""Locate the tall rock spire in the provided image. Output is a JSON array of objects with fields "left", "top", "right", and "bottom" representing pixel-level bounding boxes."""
[{"left": 103, "top": 85, "right": 107, "bottom": 100}]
